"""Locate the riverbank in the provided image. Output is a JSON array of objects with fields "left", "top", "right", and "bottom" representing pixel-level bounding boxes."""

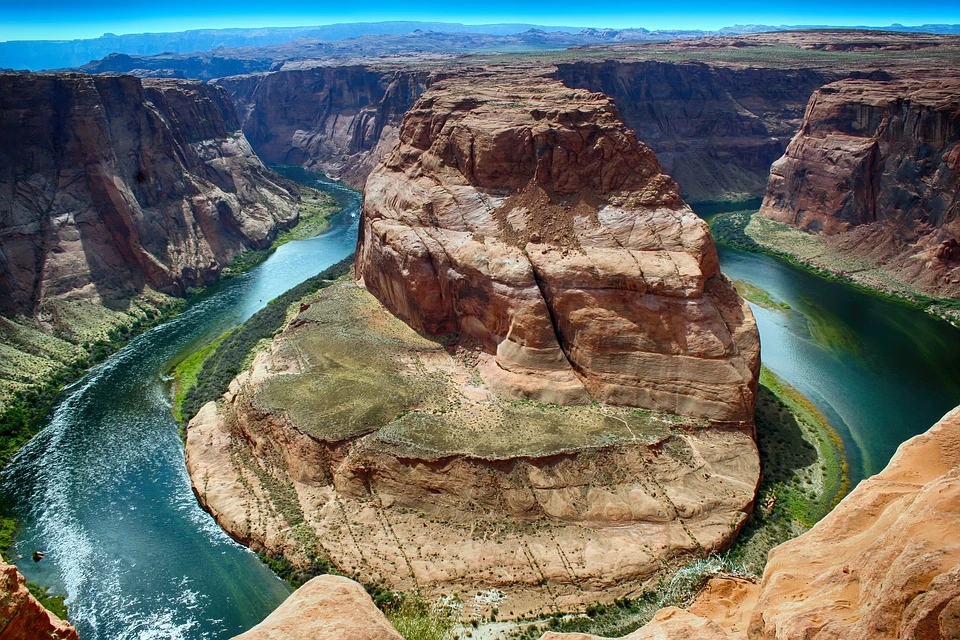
[{"left": 710, "top": 209, "right": 960, "bottom": 328}]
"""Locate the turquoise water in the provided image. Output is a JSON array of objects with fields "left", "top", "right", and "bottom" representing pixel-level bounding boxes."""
[
  {"left": 1, "top": 184, "right": 958, "bottom": 639},
  {"left": 716, "top": 244, "right": 960, "bottom": 484},
  {"left": 1, "top": 170, "right": 361, "bottom": 640}
]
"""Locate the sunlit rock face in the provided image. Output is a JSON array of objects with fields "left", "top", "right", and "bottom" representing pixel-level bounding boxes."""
[{"left": 357, "top": 70, "right": 759, "bottom": 422}]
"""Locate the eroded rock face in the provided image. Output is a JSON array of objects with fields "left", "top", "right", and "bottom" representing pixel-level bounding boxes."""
[
  {"left": 356, "top": 71, "right": 759, "bottom": 423},
  {"left": 187, "top": 280, "right": 760, "bottom": 618},
  {"left": 232, "top": 575, "right": 402, "bottom": 640},
  {"left": 759, "top": 77, "right": 960, "bottom": 299},
  {"left": 0, "top": 557, "right": 78, "bottom": 640},
  {"left": 0, "top": 72, "right": 299, "bottom": 318},
  {"left": 219, "top": 65, "right": 433, "bottom": 188},
  {"left": 553, "top": 61, "right": 836, "bottom": 202},
  {"left": 543, "top": 405, "right": 960, "bottom": 640}
]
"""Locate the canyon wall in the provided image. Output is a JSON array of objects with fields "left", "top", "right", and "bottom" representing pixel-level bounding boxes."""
[
  {"left": 0, "top": 557, "right": 78, "bottom": 640},
  {"left": 552, "top": 61, "right": 836, "bottom": 202},
  {"left": 0, "top": 72, "right": 300, "bottom": 319},
  {"left": 758, "top": 77, "right": 960, "bottom": 300},
  {"left": 218, "top": 65, "right": 434, "bottom": 188},
  {"left": 357, "top": 70, "right": 759, "bottom": 422}
]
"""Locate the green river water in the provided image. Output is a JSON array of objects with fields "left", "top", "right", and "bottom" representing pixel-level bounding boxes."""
[{"left": 1, "top": 188, "right": 958, "bottom": 639}]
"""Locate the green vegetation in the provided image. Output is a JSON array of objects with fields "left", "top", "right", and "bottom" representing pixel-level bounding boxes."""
[
  {"left": 179, "top": 256, "right": 355, "bottom": 421},
  {"left": 169, "top": 333, "right": 230, "bottom": 424},
  {"left": 25, "top": 583, "right": 68, "bottom": 620},
  {"left": 733, "top": 280, "right": 791, "bottom": 311},
  {"left": 221, "top": 191, "right": 339, "bottom": 278},
  {"left": 709, "top": 209, "right": 959, "bottom": 326},
  {"left": 0, "top": 514, "right": 17, "bottom": 559},
  {"left": 385, "top": 593, "right": 456, "bottom": 640}
]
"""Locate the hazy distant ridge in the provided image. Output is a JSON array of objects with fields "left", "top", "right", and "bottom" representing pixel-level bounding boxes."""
[{"left": 2, "top": 20, "right": 959, "bottom": 71}]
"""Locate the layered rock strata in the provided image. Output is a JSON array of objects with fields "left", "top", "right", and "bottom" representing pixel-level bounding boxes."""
[
  {"left": 188, "top": 280, "right": 760, "bottom": 617},
  {"left": 219, "top": 65, "right": 433, "bottom": 188},
  {"left": 0, "top": 72, "right": 299, "bottom": 319},
  {"left": 357, "top": 72, "right": 759, "bottom": 422},
  {"left": 759, "top": 77, "right": 960, "bottom": 299},
  {"left": 0, "top": 557, "right": 78, "bottom": 640},
  {"left": 553, "top": 61, "right": 836, "bottom": 202},
  {"left": 543, "top": 404, "right": 960, "bottom": 640}
]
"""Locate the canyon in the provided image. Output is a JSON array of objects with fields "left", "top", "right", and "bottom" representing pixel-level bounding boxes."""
[
  {"left": 756, "top": 76, "right": 960, "bottom": 301},
  {"left": 0, "top": 27, "right": 958, "bottom": 640},
  {"left": 0, "top": 72, "right": 302, "bottom": 404},
  {"left": 185, "top": 70, "right": 761, "bottom": 618}
]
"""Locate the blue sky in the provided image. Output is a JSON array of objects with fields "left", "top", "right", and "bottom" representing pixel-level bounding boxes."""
[{"left": 2, "top": 0, "right": 958, "bottom": 41}]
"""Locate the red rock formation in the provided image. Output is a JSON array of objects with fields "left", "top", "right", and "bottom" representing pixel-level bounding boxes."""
[
  {"left": 542, "top": 404, "right": 960, "bottom": 640},
  {"left": 232, "top": 575, "right": 402, "bottom": 640},
  {"left": 0, "top": 72, "right": 299, "bottom": 318},
  {"left": 0, "top": 558, "right": 78, "bottom": 640},
  {"left": 219, "top": 64, "right": 433, "bottom": 188},
  {"left": 553, "top": 61, "right": 837, "bottom": 202},
  {"left": 759, "top": 77, "right": 960, "bottom": 299},
  {"left": 356, "top": 71, "right": 759, "bottom": 422}
]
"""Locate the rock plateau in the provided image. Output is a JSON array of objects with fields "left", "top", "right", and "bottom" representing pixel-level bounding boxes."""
[
  {"left": 188, "top": 71, "right": 760, "bottom": 617},
  {"left": 357, "top": 71, "right": 759, "bottom": 421}
]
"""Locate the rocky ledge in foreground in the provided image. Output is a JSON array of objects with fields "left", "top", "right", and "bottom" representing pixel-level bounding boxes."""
[
  {"left": 0, "top": 556, "right": 78, "bottom": 640},
  {"left": 188, "top": 71, "right": 760, "bottom": 617},
  {"left": 758, "top": 76, "right": 960, "bottom": 301},
  {"left": 545, "top": 404, "right": 960, "bottom": 640},
  {"left": 358, "top": 71, "right": 760, "bottom": 422}
]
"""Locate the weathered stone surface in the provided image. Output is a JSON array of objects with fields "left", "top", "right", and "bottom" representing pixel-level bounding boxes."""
[
  {"left": 219, "top": 64, "right": 433, "bottom": 188},
  {"left": 356, "top": 71, "right": 759, "bottom": 422},
  {"left": 0, "top": 557, "right": 78, "bottom": 640},
  {"left": 232, "top": 575, "right": 402, "bottom": 640},
  {"left": 759, "top": 77, "right": 960, "bottom": 299},
  {"left": 0, "top": 72, "right": 299, "bottom": 318},
  {"left": 187, "top": 280, "right": 760, "bottom": 618},
  {"left": 553, "top": 61, "right": 836, "bottom": 202},
  {"left": 543, "top": 405, "right": 960, "bottom": 640}
]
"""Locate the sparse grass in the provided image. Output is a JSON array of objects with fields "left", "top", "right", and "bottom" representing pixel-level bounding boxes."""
[
  {"left": 180, "top": 257, "right": 355, "bottom": 421},
  {"left": 386, "top": 593, "right": 456, "bottom": 640}
]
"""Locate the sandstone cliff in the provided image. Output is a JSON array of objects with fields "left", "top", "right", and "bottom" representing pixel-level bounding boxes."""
[
  {"left": 543, "top": 404, "right": 960, "bottom": 640},
  {"left": 553, "top": 61, "right": 836, "bottom": 202},
  {"left": 758, "top": 77, "right": 960, "bottom": 300},
  {"left": 0, "top": 72, "right": 299, "bottom": 320},
  {"left": 188, "top": 71, "right": 760, "bottom": 618},
  {"left": 357, "top": 71, "right": 759, "bottom": 422},
  {"left": 218, "top": 64, "right": 433, "bottom": 189},
  {"left": 0, "top": 557, "right": 78, "bottom": 640}
]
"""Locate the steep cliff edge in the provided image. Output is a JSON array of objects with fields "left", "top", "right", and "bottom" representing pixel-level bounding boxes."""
[
  {"left": 218, "top": 64, "right": 433, "bottom": 189},
  {"left": 357, "top": 71, "right": 759, "bottom": 422},
  {"left": 188, "top": 71, "right": 760, "bottom": 617},
  {"left": 0, "top": 72, "right": 299, "bottom": 320},
  {"left": 0, "top": 72, "right": 302, "bottom": 407},
  {"left": 552, "top": 61, "right": 835, "bottom": 203},
  {"left": 0, "top": 557, "right": 78, "bottom": 640},
  {"left": 541, "top": 404, "right": 960, "bottom": 640},
  {"left": 757, "top": 77, "right": 960, "bottom": 301}
]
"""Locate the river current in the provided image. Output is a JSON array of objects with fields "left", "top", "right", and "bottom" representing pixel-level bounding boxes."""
[{"left": 2, "top": 184, "right": 958, "bottom": 638}]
